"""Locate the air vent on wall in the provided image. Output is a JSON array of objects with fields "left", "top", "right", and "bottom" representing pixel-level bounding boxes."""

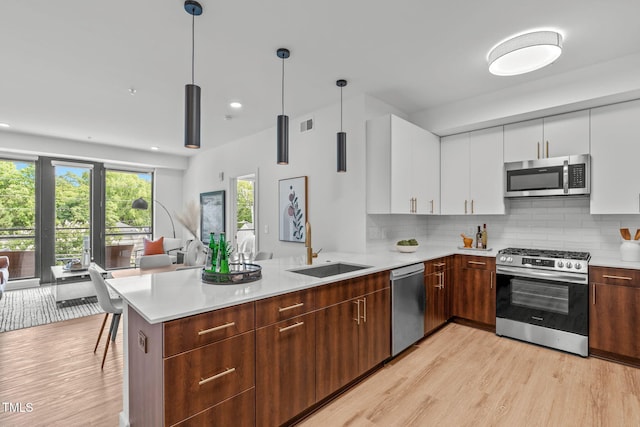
[{"left": 299, "top": 117, "right": 314, "bottom": 133}]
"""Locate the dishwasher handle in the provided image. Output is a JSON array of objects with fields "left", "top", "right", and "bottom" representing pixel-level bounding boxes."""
[{"left": 390, "top": 263, "right": 425, "bottom": 281}]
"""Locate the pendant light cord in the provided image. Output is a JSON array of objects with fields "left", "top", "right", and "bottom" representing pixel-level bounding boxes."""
[
  {"left": 281, "top": 57, "right": 285, "bottom": 115},
  {"left": 191, "top": 12, "right": 195, "bottom": 85},
  {"left": 340, "top": 86, "right": 343, "bottom": 132}
]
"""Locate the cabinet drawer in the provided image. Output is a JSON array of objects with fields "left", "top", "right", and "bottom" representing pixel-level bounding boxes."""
[
  {"left": 164, "top": 302, "right": 254, "bottom": 357},
  {"left": 172, "top": 388, "right": 255, "bottom": 427},
  {"left": 315, "top": 271, "right": 388, "bottom": 308},
  {"left": 164, "top": 331, "right": 255, "bottom": 426},
  {"left": 457, "top": 255, "right": 495, "bottom": 271},
  {"left": 425, "top": 257, "right": 450, "bottom": 274},
  {"left": 590, "top": 266, "right": 640, "bottom": 286},
  {"left": 255, "top": 288, "right": 315, "bottom": 327}
]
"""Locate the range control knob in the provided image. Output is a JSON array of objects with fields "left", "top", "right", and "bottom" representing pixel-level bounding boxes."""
[
  {"left": 557, "top": 261, "right": 564, "bottom": 268},
  {"left": 507, "top": 256, "right": 513, "bottom": 263},
  {"left": 575, "top": 263, "right": 582, "bottom": 270},
  {"left": 566, "top": 262, "right": 572, "bottom": 268},
  {"left": 499, "top": 256, "right": 507, "bottom": 262}
]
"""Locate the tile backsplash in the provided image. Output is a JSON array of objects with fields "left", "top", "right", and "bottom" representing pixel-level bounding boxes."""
[{"left": 367, "top": 197, "right": 640, "bottom": 259}]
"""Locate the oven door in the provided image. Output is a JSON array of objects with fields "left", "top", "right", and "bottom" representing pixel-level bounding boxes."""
[{"left": 496, "top": 267, "right": 588, "bottom": 336}]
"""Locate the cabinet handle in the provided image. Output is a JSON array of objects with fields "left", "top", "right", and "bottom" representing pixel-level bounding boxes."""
[
  {"left": 546, "top": 140, "right": 549, "bottom": 158},
  {"left": 198, "top": 321, "right": 235, "bottom": 336},
  {"left": 361, "top": 297, "right": 367, "bottom": 323},
  {"left": 433, "top": 262, "right": 446, "bottom": 267},
  {"left": 199, "top": 367, "right": 236, "bottom": 386},
  {"left": 464, "top": 200, "right": 468, "bottom": 214},
  {"left": 468, "top": 261, "right": 486, "bottom": 266},
  {"left": 602, "top": 274, "right": 632, "bottom": 281},
  {"left": 279, "top": 321, "right": 305, "bottom": 333},
  {"left": 471, "top": 200, "right": 474, "bottom": 214},
  {"left": 430, "top": 200, "right": 434, "bottom": 214},
  {"left": 490, "top": 272, "right": 494, "bottom": 289},
  {"left": 537, "top": 142, "right": 540, "bottom": 159},
  {"left": 278, "top": 302, "right": 304, "bottom": 312},
  {"left": 442, "top": 271, "right": 446, "bottom": 289},
  {"left": 592, "top": 284, "right": 596, "bottom": 305},
  {"left": 353, "top": 300, "right": 360, "bottom": 325}
]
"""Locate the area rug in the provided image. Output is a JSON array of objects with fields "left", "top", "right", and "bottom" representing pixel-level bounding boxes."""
[{"left": 0, "top": 286, "right": 103, "bottom": 333}]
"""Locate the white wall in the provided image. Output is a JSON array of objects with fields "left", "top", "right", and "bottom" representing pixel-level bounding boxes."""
[{"left": 183, "top": 94, "right": 405, "bottom": 258}]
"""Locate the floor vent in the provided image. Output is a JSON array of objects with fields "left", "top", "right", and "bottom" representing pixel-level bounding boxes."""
[{"left": 300, "top": 117, "right": 314, "bottom": 133}]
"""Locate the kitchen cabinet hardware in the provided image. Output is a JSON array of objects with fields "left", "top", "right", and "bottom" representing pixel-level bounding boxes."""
[
  {"left": 278, "top": 321, "right": 305, "bottom": 333},
  {"left": 353, "top": 300, "right": 360, "bottom": 325},
  {"left": 537, "top": 142, "right": 540, "bottom": 159},
  {"left": 361, "top": 297, "right": 367, "bottom": 323},
  {"left": 430, "top": 199, "right": 434, "bottom": 214},
  {"left": 278, "top": 302, "right": 304, "bottom": 312},
  {"left": 471, "top": 199, "right": 474, "bottom": 214},
  {"left": 490, "top": 271, "right": 494, "bottom": 289},
  {"left": 593, "top": 284, "right": 596, "bottom": 305},
  {"left": 198, "top": 367, "right": 236, "bottom": 386},
  {"left": 546, "top": 140, "right": 549, "bottom": 158},
  {"left": 464, "top": 200, "right": 468, "bottom": 214},
  {"left": 468, "top": 261, "right": 487, "bottom": 266},
  {"left": 198, "top": 321, "right": 236, "bottom": 336},
  {"left": 602, "top": 275, "right": 633, "bottom": 281},
  {"left": 433, "top": 262, "right": 446, "bottom": 267}
]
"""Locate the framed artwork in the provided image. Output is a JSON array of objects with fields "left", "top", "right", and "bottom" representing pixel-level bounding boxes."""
[
  {"left": 279, "top": 176, "right": 308, "bottom": 243},
  {"left": 200, "top": 190, "right": 225, "bottom": 243}
]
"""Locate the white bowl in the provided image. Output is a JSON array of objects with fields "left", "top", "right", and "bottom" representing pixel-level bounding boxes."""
[{"left": 396, "top": 244, "right": 419, "bottom": 253}]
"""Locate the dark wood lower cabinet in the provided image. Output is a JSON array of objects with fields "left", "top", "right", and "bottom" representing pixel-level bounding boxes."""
[
  {"left": 424, "top": 258, "right": 451, "bottom": 335},
  {"left": 256, "top": 313, "right": 316, "bottom": 427},
  {"left": 452, "top": 256, "right": 495, "bottom": 327},
  {"left": 316, "top": 287, "right": 391, "bottom": 402},
  {"left": 173, "top": 388, "right": 255, "bottom": 427}
]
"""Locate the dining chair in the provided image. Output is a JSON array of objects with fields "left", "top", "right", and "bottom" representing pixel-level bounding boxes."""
[
  {"left": 89, "top": 267, "right": 123, "bottom": 369},
  {"left": 139, "top": 254, "right": 172, "bottom": 269}
]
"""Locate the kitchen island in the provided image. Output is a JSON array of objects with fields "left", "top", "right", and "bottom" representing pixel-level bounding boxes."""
[{"left": 107, "top": 246, "right": 495, "bottom": 427}]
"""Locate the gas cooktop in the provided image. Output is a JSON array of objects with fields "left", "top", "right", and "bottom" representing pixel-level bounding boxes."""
[
  {"left": 497, "top": 247, "right": 591, "bottom": 273},
  {"left": 498, "top": 247, "right": 590, "bottom": 261}
]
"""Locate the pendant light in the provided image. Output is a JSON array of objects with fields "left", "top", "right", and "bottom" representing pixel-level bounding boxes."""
[
  {"left": 336, "top": 79, "right": 347, "bottom": 172},
  {"left": 276, "top": 48, "right": 290, "bottom": 165},
  {"left": 184, "top": 1, "right": 203, "bottom": 149}
]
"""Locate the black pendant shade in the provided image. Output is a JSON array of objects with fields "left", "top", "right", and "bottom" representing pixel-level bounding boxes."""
[
  {"left": 336, "top": 79, "right": 348, "bottom": 172},
  {"left": 337, "top": 131, "right": 347, "bottom": 172},
  {"left": 185, "top": 84, "right": 201, "bottom": 149},
  {"left": 277, "top": 48, "right": 290, "bottom": 165},
  {"left": 277, "top": 114, "right": 289, "bottom": 165},
  {"left": 184, "top": 1, "right": 203, "bottom": 149}
]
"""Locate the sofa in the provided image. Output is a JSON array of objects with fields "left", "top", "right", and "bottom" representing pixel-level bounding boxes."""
[{"left": 0, "top": 256, "right": 9, "bottom": 299}]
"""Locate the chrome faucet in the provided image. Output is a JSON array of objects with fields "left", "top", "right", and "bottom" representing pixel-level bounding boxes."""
[{"left": 305, "top": 221, "right": 319, "bottom": 265}]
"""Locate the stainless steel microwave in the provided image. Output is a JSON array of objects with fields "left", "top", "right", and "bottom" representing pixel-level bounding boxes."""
[{"left": 504, "top": 154, "right": 590, "bottom": 197}]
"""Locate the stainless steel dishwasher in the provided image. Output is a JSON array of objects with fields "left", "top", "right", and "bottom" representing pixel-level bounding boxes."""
[{"left": 390, "top": 263, "right": 426, "bottom": 356}]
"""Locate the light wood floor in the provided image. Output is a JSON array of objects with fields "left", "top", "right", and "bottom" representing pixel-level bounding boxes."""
[
  {"left": 0, "top": 314, "right": 123, "bottom": 427},
  {"left": 300, "top": 323, "right": 640, "bottom": 427},
  {"left": 2, "top": 318, "right": 640, "bottom": 426}
]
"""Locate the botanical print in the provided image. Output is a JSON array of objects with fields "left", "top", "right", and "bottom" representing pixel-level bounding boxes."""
[{"left": 279, "top": 176, "right": 307, "bottom": 243}]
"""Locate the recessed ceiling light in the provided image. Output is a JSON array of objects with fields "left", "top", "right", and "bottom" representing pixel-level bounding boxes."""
[
  {"left": 229, "top": 101, "right": 242, "bottom": 109},
  {"left": 488, "top": 30, "right": 563, "bottom": 76},
  {"left": 151, "top": 146, "right": 159, "bottom": 151},
  {"left": 0, "top": 123, "right": 10, "bottom": 128},
  {"left": 129, "top": 88, "right": 137, "bottom": 95}
]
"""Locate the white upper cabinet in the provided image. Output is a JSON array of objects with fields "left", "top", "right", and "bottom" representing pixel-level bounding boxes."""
[
  {"left": 441, "top": 126, "right": 505, "bottom": 215},
  {"left": 504, "top": 110, "right": 590, "bottom": 162},
  {"left": 590, "top": 99, "right": 640, "bottom": 214},
  {"left": 366, "top": 114, "right": 440, "bottom": 214}
]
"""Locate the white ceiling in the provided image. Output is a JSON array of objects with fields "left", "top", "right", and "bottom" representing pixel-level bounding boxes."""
[{"left": 1, "top": 0, "right": 640, "bottom": 156}]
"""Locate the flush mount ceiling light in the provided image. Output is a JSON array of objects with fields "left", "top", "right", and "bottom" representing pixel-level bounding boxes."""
[
  {"left": 276, "top": 48, "right": 290, "bottom": 165},
  {"left": 184, "top": 1, "right": 203, "bottom": 149},
  {"left": 229, "top": 101, "right": 242, "bottom": 109},
  {"left": 336, "top": 79, "right": 347, "bottom": 173},
  {"left": 488, "top": 30, "right": 563, "bottom": 76}
]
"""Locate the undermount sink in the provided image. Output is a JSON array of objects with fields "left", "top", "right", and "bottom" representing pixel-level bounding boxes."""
[{"left": 289, "top": 262, "right": 371, "bottom": 278}]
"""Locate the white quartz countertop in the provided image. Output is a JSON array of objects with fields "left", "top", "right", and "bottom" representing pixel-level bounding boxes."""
[{"left": 106, "top": 244, "right": 496, "bottom": 324}]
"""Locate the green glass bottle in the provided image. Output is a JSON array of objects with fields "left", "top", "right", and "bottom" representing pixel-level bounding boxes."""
[
  {"left": 208, "top": 233, "right": 217, "bottom": 272},
  {"left": 219, "top": 232, "right": 229, "bottom": 274}
]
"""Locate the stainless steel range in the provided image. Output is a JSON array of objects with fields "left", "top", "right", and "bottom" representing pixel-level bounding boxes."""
[{"left": 495, "top": 247, "right": 590, "bottom": 357}]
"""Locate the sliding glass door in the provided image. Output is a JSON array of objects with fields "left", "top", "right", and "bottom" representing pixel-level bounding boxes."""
[{"left": 0, "top": 159, "right": 36, "bottom": 280}]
